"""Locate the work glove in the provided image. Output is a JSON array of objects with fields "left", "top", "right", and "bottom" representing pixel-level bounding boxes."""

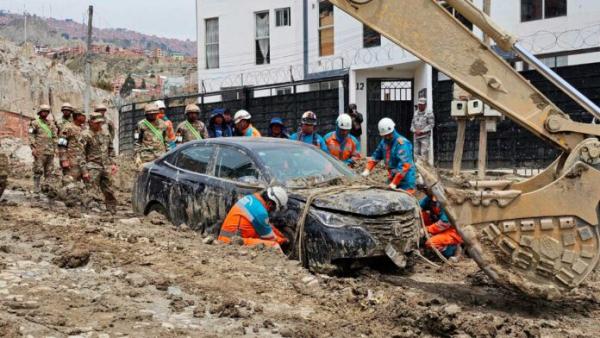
[
  {"left": 60, "top": 160, "right": 70, "bottom": 169},
  {"left": 388, "top": 183, "right": 398, "bottom": 190},
  {"left": 361, "top": 169, "right": 370, "bottom": 177}
]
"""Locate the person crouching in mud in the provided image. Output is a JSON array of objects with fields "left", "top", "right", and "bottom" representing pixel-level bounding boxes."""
[
  {"left": 418, "top": 185, "right": 464, "bottom": 262},
  {"left": 218, "top": 187, "right": 289, "bottom": 250}
]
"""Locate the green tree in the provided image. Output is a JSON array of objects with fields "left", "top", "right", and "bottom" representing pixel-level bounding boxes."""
[{"left": 120, "top": 74, "right": 135, "bottom": 98}]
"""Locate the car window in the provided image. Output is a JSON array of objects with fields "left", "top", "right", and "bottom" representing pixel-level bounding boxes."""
[
  {"left": 175, "top": 145, "right": 214, "bottom": 174},
  {"left": 215, "top": 147, "right": 260, "bottom": 182}
]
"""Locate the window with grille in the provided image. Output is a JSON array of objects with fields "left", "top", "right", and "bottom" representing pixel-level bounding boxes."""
[
  {"left": 275, "top": 7, "right": 291, "bottom": 27},
  {"left": 255, "top": 11, "right": 270, "bottom": 65},
  {"left": 205, "top": 18, "right": 219, "bottom": 69},
  {"left": 363, "top": 24, "right": 381, "bottom": 48},
  {"left": 521, "top": 0, "right": 567, "bottom": 22},
  {"left": 319, "top": 1, "right": 334, "bottom": 57}
]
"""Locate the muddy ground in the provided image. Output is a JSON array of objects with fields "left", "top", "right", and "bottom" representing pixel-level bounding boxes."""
[{"left": 0, "top": 176, "right": 599, "bottom": 337}]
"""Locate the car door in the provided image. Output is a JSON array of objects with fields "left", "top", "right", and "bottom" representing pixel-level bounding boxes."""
[
  {"left": 208, "top": 145, "right": 264, "bottom": 235},
  {"left": 168, "top": 144, "right": 216, "bottom": 231}
]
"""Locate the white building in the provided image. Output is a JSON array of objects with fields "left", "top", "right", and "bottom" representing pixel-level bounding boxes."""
[{"left": 196, "top": 0, "right": 600, "bottom": 151}]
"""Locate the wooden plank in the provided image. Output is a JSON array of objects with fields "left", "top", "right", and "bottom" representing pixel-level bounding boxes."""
[
  {"left": 453, "top": 119, "right": 467, "bottom": 176},
  {"left": 478, "top": 119, "right": 488, "bottom": 179}
]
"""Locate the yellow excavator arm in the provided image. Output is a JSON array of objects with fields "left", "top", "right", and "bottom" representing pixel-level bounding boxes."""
[{"left": 329, "top": 0, "right": 600, "bottom": 299}]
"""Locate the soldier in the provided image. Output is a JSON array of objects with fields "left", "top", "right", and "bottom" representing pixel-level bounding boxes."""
[
  {"left": 29, "top": 104, "right": 57, "bottom": 193},
  {"left": 0, "top": 152, "right": 7, "bottom": 199},
  {"left": 57, "top": 110, "right": 87, "bottom": 206},
  {"left": 94, "top": 104, "right": 115, "bottom": 140},
  {"left": 175, "top": 104, "right": 208, "bottom": 144},
  {"left": 81, "top": 112, "right": 118, "bottom": 214},
  {"left": 134, "top": 103, "right": 168, "bottom": 163},
  {"left": 57, "top": 102, "right": 74, "bottom": 133},
  {"left": 410, "top": 97, "right": 435, "bottom": 160}
]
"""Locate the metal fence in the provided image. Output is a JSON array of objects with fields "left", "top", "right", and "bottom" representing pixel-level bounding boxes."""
[
  {"left": 433, "top": 62, "right": 600, "bottom": 169},
  {"left": 118, "top": 76, "right": 349, "bottom": 154}
]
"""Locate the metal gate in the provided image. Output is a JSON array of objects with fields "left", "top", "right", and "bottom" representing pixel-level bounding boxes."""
[{"left": 366, "top": 79, "right": 414, "bottom": 153}]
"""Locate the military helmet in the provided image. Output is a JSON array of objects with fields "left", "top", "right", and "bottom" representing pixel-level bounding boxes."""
[
  {"left": 185, "top": 104, "right": 201, "bottom": 114},
  {"left": 144, "top": 103, "right": 160, "bottom": 114},
  {"left": 38, "top": 104, "right": 51, "bottom": 114},
  {"left": 61, "top": 102, "right": 74, "bottom": 111},
  {"left": 94, "top": 104, "right": 108, "bottom": 112},
  {"left": 89, "top": 112, "right": 105, "bottom": 123}
]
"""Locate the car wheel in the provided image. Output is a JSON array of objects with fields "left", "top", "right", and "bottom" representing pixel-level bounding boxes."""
[{"left": 146, "top": 202, "right": 168, "bottom": 218}]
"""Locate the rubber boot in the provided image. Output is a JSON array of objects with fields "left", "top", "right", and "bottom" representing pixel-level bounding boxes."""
[{"left": 33, "top": 176, "right": 41, "bottom": 194}]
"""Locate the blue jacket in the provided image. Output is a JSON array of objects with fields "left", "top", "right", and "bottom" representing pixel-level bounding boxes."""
[
  {"left": 268, "top": 117, "right": 290, "bottom": 139},
  {"left": 208, "top": 109, "right": 233, "bottom": 138},
  {"left": 368, "top": 131, "right": 416, "bottom": 191},
  {"left": 420, "top": 196, "right": 449, "bottom": 224},
  {"left": 290, "top": 131, "right": 328, "bottom": 153}
]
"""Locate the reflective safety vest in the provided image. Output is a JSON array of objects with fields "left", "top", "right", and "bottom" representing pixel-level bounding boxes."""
[
  {"left": 218, "top": 193, "right": 285, "bottom": 247},
  {"left": 242, "top": 125, "right": 262, "bottom": 137},
  {"left": 324, "top": 131, "right": 361, "bottom": 165},
  {"left": 367, "top": 131, "right": 416, "bottom": 192}
]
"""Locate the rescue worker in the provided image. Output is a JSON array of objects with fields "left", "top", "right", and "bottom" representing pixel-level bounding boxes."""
[
  {"left": 81, "top": 112, "right": 118, "bottom": 214},
  {"left": 57, "top": 102, "right": 74, "bottom": 133},
  {"left": 410, "top": 97, "right": 435, "bottom": 160},
  {"left": 94, "top": 104, "right": 115, "bottom": 141},
  {"left": 0, "top": 152, "right": 7, "bottom": 198},
  {"left": 362, "top": 118, "right": 417, "bottom": 193},
  {"left": 175, "top": 104, "right": 209, "bottom": 144},
  {"left": 134, "top": 103, "right": 168, "bottom": 163},
  {"left": 290, "top": 111, "right": 328, "bottom": 152},
  {"left": 268, "top": 117, "right": 289, "bottom": 139},
  {"left": 324, "top": 114, "right": 361, "bottom": 167},
  {"left": 207, "top": 108, "right": 233, "bottom": 138},
  {"left": 420, "top": 190, "right": 463, "bottom": 261},
  {"left": 234, "top": 110, "right": 261, "bottom": 137},
  {"left": 156, "top": 100, "right": 177, "bottom": 149},
  {"left": 57, "top": 110, "right": 87, "bottom": 207},
  {"left": 29, "top": 104, "right": 57, "bottom": 193},
  {"left": 218, "top": 186, "right": 289, "bottom": 248},
  {"left": 223, "top": 109, "right": 235, "bottom": 132},
  {"left": 347, "top": 103, "right": 364, "bottom": 139}
]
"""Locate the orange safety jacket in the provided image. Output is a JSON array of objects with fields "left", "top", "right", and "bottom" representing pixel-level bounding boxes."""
[{"left": 218, "top": 193, "right": 286, "bottom": 247}]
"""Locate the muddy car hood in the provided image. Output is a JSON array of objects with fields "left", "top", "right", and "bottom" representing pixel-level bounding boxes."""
[{"left": 293, "top": 188, "right": 417, "bottom": 216}]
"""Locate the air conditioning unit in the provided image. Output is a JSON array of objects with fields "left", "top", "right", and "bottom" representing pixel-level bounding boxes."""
[
  {"left": 484, "top": 104, "right": 502, "bottom": 117},
  {"left": 468, "top": 99, "right": 484, "bottom": 116},
  {"left": 451, "top": 100, "right": 467, "bottom": 117}
]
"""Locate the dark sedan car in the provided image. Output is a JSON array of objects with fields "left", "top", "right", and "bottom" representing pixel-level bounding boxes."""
[{"left": 133, "top": 138, "right": 421, "bottom": 272}]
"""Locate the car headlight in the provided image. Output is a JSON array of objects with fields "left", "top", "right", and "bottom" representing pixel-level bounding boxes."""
[{"left": 311, "top": 209, "right": 358, "bottom": 228}]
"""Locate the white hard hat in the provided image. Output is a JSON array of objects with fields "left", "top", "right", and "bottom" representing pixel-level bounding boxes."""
[
  {"left": 155, "top": 100, "right": 166, "bottom": 109},
  {"left": 336, "top": 114, "right": 352, "bottom": 130},
  {"left": 267, "top": 186, "right": 288, "bottom": 212},
  {"left": 234, "top": 109, "right": 252, "bottom": 124},
  {"left": 301, "top": 111, "right": 318, "bottom": 126},
  {"left": 378, "top": 118, "right": 396, "bottom": 136}
]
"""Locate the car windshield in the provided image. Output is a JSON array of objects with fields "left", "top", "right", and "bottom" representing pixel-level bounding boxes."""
[{"left": 255, "top": 144, "right": 356, "bottom": 188}]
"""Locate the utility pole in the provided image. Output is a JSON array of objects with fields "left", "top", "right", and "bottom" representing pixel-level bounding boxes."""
[
  {"left": 84, "top": 5, "right": 94, "bottom": 116},
  {"left": 477, "top": 0, "right": 492, "bottom": 179},
  {"left": 23, "top": 10, "right": 27, "bottom": 44}
]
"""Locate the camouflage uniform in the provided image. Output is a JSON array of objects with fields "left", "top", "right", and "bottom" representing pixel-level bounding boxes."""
[
  {"left": 410, "top": 109, "right": 435, "bottom": 159},
  {"left": 0, "top": 153, "right": 8, "bottom": 198},
  {"left": 135, "top": 118, "right": 168, "bottom": 162},
  {"left": 29, "top": 115, "right": 57, "bottom": 192},
  {"left": 175, "top": 120, "right": 209, "bottom": 144},
  {"left": 57, "top": 120, "right": 86, "bottom": 206},
  {"left": 81, "top": 117, "right": 117, "bottom": 213}
]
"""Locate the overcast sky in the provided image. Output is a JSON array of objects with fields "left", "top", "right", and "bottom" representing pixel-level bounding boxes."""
[{"left": 0, "top": 0, "right": 196, "bottom": 41}]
